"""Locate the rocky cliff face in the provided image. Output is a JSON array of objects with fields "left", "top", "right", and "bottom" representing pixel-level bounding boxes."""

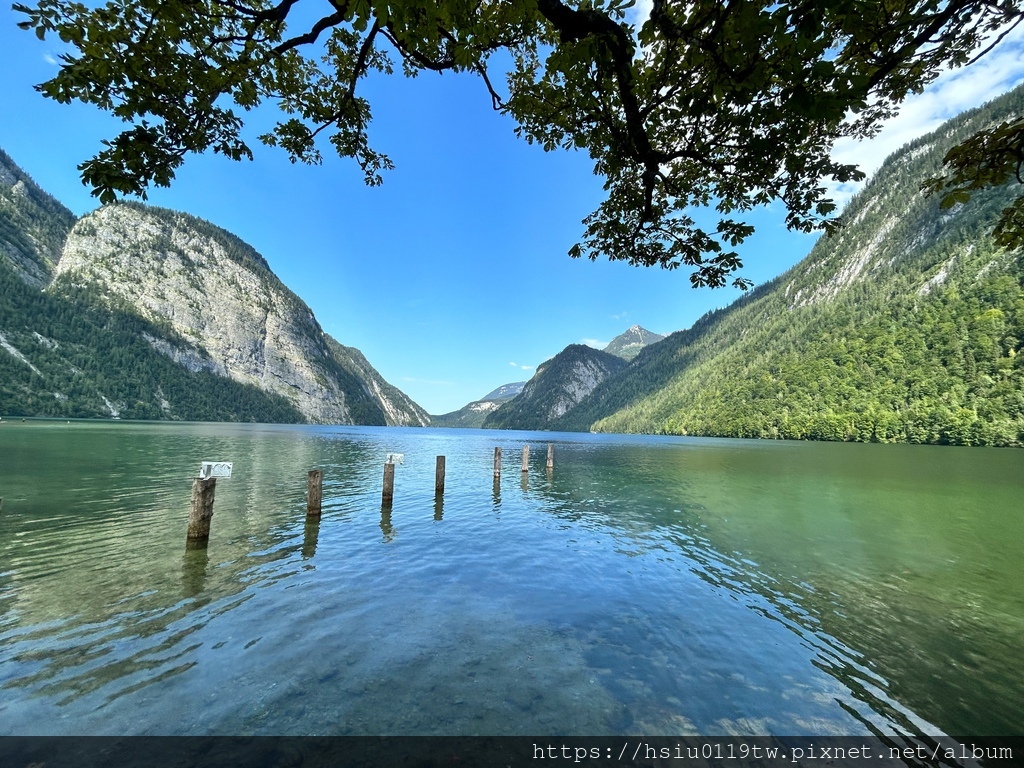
[
  {"left": 52, "top": 202, "right": 425, "bottom": 425},
  {"left": 483, "top": 345, "right": 627, "bottom": 430},
  {"left": 326, "top": 338, "right": 430, "bottom": 426}
]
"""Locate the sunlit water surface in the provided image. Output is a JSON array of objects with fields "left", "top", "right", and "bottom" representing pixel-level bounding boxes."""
[{"left": 0, "top": 421, "right": 1021, "bottom": 736}]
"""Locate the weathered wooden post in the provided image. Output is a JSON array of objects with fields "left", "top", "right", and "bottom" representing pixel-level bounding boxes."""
[
  {"left": 307, "top": 468, "right": 323, "bottom": 517},
  {"left": 382, "top": 461, "right": 395, "bottom": 505},
  {"left": 493, "top": 447, "right": 502, "bottom": 479},
  {"left": 187, "top": 477, "right": 217, "bottom": 546},
  {"left": 187, "top": 462, "right": 232, "bottom": 548},
  {"left": 521, "top": 445, "right": 530, "bottom": 473},
  {"left": 435, "top": 455, "right": 446, "bottom": 497},
  {"left": 547, "top": 443, "right": 554, "bottom": 469}
]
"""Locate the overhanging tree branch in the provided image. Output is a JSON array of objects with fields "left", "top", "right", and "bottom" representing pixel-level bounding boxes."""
[{"left": 14, "top": 0, "right": 1024, "bottom": 289}]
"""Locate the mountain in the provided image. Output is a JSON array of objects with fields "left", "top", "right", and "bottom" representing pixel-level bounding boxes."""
[
  {"left": 430, "top": 381, "right": 525, "bottom": 428},
  {"left": 553, "top": 85, "right": 1024, "bottom": 446},
  {"left": 325, "top": 337, "right": 429, "bottom": 426},
  {"left": 604, "top": 325, "right": 665, "bottom": 360},
  {"left": 481, "top": 382, "right": 526, "bottom": 401},
  {"left": 0, "top": 148, "right": 76, "bottom": 287},
  {"left": 483, "top": 345, "right": 627, "bottom": 430},
  {"left": 0, "top": 157, "right": 427, "bottom": 425}
]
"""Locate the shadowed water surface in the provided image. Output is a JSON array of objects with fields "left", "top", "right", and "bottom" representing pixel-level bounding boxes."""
[{"left": 0, "top": 421, "right": 1021, "bottom": 736}]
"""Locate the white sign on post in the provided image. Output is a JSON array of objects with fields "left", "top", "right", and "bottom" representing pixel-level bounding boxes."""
[
  {"left": 198, "top": 461, "right": 233, "bottom": 479},
  {"left": 386, "top": 453, "right": 405, "bottom": 465}
]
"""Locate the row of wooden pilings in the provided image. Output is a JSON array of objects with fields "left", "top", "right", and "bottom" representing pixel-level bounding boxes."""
[{"left": 186, "top": 443, "right": 555, "bottom": 546}]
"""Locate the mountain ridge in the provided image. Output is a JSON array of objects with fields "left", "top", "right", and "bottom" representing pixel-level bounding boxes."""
[
  {"left": 0, "top": 155, "right": 426, "bottom": 425},
  {"left": 550, "top": 85, "right": 1024, "bottom": 446},
  {"left": 430, "top": 381, "right": 525, "bottom": 428},
  {"left": 483, "top": 344, "right": 627, "bottom": 430}
]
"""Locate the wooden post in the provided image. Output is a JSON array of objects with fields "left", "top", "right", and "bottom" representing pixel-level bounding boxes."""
[
  {"left": 307, "top": 468, "right": 323, "bottom": 517},
  {"left": 521, "top": 445, "right": 530, "bottom": 473},
  {"left": 435, "top": 455, "right": 446, "bottom": 496},
  {"left": 382, "top": 461, "right": 395, "bottom": 505},
  {"left": 547, "top": 443, "right": 554, "bottom": 469},
  {"left": 187, "top": 477, "right": 217, "bottom": 544},
  {"left": 493, "top": 447, "right": 502, "bottom": 479}
]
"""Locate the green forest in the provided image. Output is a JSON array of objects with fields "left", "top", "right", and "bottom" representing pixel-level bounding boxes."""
[
  {"left": 0, "top": 261, "right": 305, "bottom": 422},
  {"left": 554, "top": 86, "right": 1024, "bottom": 447}
]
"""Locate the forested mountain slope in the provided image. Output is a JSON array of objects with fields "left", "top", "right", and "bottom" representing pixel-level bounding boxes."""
[
  {"left": 431, "top": 381, "right": 526, "bottom": 428},
  {"left": 0, "top": 148, "right": 76, "bottom": 287},
  {"left": 0, "top": 153, "right": 426, "bottom": 424},
  {"left": 557, "top": 86, "right": 1024, "bottom": 446},
  {"left": 0, "top": 251, "right": 306, "bottom": 421},
  {"left": 484, "top": 344, "right": 627, "bottom": 430}
]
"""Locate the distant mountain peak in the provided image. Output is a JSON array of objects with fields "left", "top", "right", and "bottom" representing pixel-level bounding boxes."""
[
  {"left": 429, "top": 381, "right": 526, "bottom": 428},
  {"left": 481, "top": 381, "right": 526, "bottom": 402},
  {"left": 482, "top": 344, "right": 627, "bottom": 429},
  {"left": 604, "top": 325, "right": 665, "bottom": 361}
]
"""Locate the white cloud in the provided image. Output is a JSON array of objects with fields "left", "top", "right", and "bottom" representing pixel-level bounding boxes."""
[
  {"left": 827, "top": 23, "right": 1024, "bottom": 208},
  {"left": 43, "top": 53, "right": 58, "bottom": 65},
  {"left": 628, "top": 0, "right": 654, "bottom": 27},
  {"left": 580, "top": 338, "right": 609, "bottom": 349},
  {"left": 610, "top": 311, "right": 629, "bottom": 320}
]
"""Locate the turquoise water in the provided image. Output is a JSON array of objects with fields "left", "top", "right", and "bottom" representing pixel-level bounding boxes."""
[{"left": 0, "top": 421, "right": 1021, "bottom": 736}]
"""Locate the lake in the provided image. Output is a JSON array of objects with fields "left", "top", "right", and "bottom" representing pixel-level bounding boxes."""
[{"left": 0, "top": 421, "right": 1021, "bottom": 737}]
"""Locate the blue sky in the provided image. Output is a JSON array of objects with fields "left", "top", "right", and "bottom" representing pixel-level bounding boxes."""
[{"left": 1, "top": 6, "right": 1022, "bottom": 415}]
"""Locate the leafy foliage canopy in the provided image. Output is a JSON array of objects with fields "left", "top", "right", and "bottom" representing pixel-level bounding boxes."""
[{"left": 15, "top": 0, "right": 1024, "bottom": 287}]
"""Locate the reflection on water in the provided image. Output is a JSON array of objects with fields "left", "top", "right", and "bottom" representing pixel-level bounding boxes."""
[
  {"left": 0, "top": 422, "right": 1021, "bottom": 737},
  {"left": 182, "top": 548, "right": 210, "bottom": 597},
  {"left": 301, "top": 521, "right": 320, "bottom": 560}
]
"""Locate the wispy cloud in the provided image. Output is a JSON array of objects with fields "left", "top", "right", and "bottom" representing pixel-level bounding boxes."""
[
  {"left": 827, "top": 23, "right": 1024, "bottom": 208},
  {"left": 610, "top": 311, "right": 629, "bottom": 321},
  {"left": 43, "top": 53, "right": 58, "bottom": 65},
  {"left": 509, "top": 361, "right": 534, "bottom": 371},
  {"left": 580, "top": 338, "right": 609, "bottom": 349}
]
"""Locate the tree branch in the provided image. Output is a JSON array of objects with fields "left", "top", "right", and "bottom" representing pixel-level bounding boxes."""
[{"left": 273, "top": 8, "right": 349, "bottom": 55}]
